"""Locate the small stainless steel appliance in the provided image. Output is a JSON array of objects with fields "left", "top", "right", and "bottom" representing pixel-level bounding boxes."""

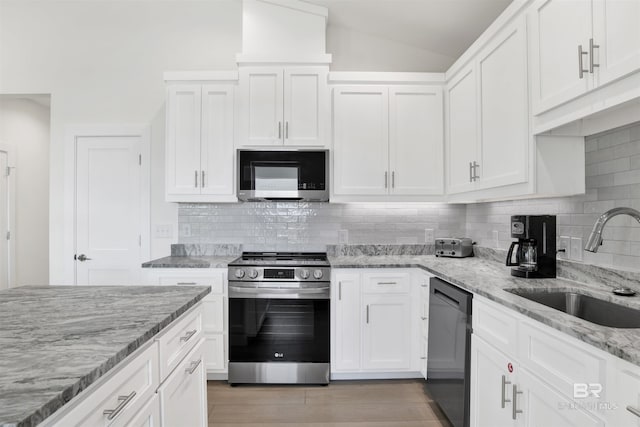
[
  {"left": 426, "top": 277, "right": 473, "bottom": 427},
  {"left": 237, "top": 150, "right": 329, "bottom": 202},
  {"left": 435, "top": 238, "right": 474, "bottom": 258},
  {"left": 227, "top": 252, "right": 330, "bottom": 384},
  {"left": 506, "top": 215, "right": 556, "bottom": 278}
]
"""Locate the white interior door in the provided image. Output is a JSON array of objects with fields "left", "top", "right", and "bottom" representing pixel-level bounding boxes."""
[
  {"left": 75, "top": 136, "right": 143, "bottom": 285},
  {"left": 0, "top": 151, "right": 8, "bottom": 290}
]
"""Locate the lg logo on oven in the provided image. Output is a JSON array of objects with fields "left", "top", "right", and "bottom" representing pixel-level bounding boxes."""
[
  {"left": 574, "top": 383, "right": 602, "bottom": 398},
  {"left": 274, "top": 352, "right": 284, "bottom": 358}
]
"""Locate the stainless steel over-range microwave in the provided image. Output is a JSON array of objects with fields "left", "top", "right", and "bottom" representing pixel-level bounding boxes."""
[{"left": 237, "top": 149, "right": 329, "bottom": 202}]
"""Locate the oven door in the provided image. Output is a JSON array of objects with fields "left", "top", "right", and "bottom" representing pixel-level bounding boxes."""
[
  {"left": 228, "top": 284, "right": 330, "bottom": 364},
  {"left": 237, "top": 150, "right": 329, "bottom": 201}
]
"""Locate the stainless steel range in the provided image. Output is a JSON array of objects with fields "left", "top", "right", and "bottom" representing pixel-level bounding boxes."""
[{"left": 227, "top": 252, "right": 330, "bottom": 385}]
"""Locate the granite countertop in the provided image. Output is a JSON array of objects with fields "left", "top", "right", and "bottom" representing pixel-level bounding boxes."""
[
  {"left": 142, "top": 255, "right": 237, "bottom": 268},
  {"left": 0, "top": 285, "right": 210, "bottom": 427},
  {"left": 330, "top": 254, "right": 640, "bottom": 366}
]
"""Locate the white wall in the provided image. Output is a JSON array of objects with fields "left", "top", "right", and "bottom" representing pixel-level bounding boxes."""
[
  {"left": 0, "top": 0, "right": 243, "bottom": 284},
  {"left": 327, "top": 25, "right": 455, "bottom": 71},
  {"left": 0, "top": 97, "right": 50, "bottom": 285}
]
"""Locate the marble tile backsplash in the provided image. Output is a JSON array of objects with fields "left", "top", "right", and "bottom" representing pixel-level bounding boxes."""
[
  {"left": 466, "top": 121, "right": 640, "bottom": 272},
  {"left": 178, "top": 202, "right": 466, "bottom": 252}
]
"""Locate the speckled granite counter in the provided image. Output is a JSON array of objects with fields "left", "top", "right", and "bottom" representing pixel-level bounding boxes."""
[
  {"left": 0, "top": 285, "right": 210, "bottom": 427},
  {"left": 142, "top": 255, "right": 236, "bottom": 268},
  {"left": 330, "top": 254, "right": 640, "bottom": 366}
]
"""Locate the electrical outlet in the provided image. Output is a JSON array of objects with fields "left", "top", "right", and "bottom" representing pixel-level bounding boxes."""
[
  {"left": 570, "top": 237, "right": 583, "bottom": 261},
  {"left": 558, "top": 236, "right": 570, "bottom": 259},
  {"left": 179, "top": 224, "right": 191, "bottom": 238},
  {"left": 339, "top": 229, "right": 349, "bottom": 244},
  {"left": 493, "top": 230, "right": 500, "bottom": 248},
  {"left": 425, "top": 228, "right": 434, "bottom": 243},
  {"left": 154, "top": 224, "right": 174, "bottom": 239}
]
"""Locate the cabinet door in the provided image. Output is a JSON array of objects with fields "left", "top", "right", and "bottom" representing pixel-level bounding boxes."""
[
  {"left": 610, "top": 359, "right": 640, "bottom": 427},
  {"left": 593, "top": 0, "right": 640, "bottom": 86},
  {"left": 476, "top": 18, "right": 528, "bottom": 190},
  {"left": 166, "top": 85, "right": 202, "bottom": 195},
  {"left": 530, "top": 0, "right": 593, "bottom": 114},
  {"left": 446, "top": 66, "right": 478, "bottom": 194},
  {"left": 389, "top": 86, "right": 444, "bottom": 195},
  {"left": 362, "top": 294, "right": 412, "bottom": 371},
  {"left": 470, "top": 335, "right": 517, "bottom": 427},
  {"left": 124, "top": 394, "right": 160, "bottom": 427},
  {"left": 518, "top": 367, "right": 605, "bottom": 427},
  {"left": 201, "top": 84, "right": 234, "bottom": 196},
  {"left": 238, "top": 68, "right": 284, "bottom": 146},
  {"left": 333, "top": 86, "right": 389, "bottom": 195},
  {"left": 283, "top": 67, "right": 327, "bottom": 146},
  {"left": 331, "top": 271, "right": 361, "bottom": 372},
  {"left": 158, "top": 339, "right": 208, "bottom": 427}
]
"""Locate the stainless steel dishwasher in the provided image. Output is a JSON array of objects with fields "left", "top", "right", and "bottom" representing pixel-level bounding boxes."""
[{"left": 425, "top": 277, "right": 473, "bottom": 427}]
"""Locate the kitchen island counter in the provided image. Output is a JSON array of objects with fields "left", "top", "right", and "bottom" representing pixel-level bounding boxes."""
[{"left": 0, "top": 285, "right": 210, "bottom": 427}]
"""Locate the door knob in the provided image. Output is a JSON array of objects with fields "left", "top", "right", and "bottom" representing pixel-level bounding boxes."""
[{"left": 76, "top": 254, "right": 92, "bottom": 262}]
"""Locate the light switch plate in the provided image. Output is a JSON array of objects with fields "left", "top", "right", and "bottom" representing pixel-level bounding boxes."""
[
  {"left": 425, "top": 228, "right": 434, "bottom": 243},
  {"left": 339, "top": 229, "right": 349, "bottom": 244},
  {"left": 559, "top": 236, "right": 570, "bottom": 259},
  {"left": 570, "top": 237, "right": 583, "bottom": 261},
  {"left": 154, "top": 224, "right": 174, "bottom": 239}
]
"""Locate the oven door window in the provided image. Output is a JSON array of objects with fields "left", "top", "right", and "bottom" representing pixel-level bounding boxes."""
[{"left": 229, "top": 298, "right": 329, "bottom": 363}]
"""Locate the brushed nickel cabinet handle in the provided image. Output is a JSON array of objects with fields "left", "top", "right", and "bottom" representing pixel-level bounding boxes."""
[
  {"left": 589, "top": 38, "right": 600, "bottom": 73},
  {"left": 278, "top": 122, "right": 282, "bottom": 139},
  {"left": 201, "top": 170, "right": 205, "bottom": 188},
  {"left": 285, "top": 121, "right": 289, "bottom": 139},
  {"left": 501, "top": 375, "right": 511, "bottom": 408},
  {"left": 578, "top": 44, "right": 588, "bottom": 79},
  {"left": 177, "top": 282, "right": 197, "bottom": 286},
  {"left": 512, "top": 384, "right": 523, "bottom": 419},
  {"left": 180, "top": 329, "right": 197, "bottom": 342},
  {"left": 469, "top": 162, "right": 473, "bottom": 182},
  {"left": 377, "top": 281, "right": 397, "bottom": 285},
  {"left": 185, "top": 359, "right": 202, "bottom": 375},
  {"left": 194, "top": 170, "right": 198, "bottom": 188},
  {"left": 103, "top": 391, "right": 136, "bottom": 420},
  {"left": 385, "top": 171, "right": 388, "bottom": 189},
  {"left": 338, "top": 281, "right": 342, "bottom": 301},
  {"left": 627, "top": 405, "right": 640, "bottom": 418},
  {"left": 366, "top": 305, "right": 370, "bottom": 324},
  {"left": 392, "top": 171, "right": 395, "bottom": 188}
]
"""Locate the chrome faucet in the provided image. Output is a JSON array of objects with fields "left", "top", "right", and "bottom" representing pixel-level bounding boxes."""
[{"left": 584, "top": 207, "right": 640, "bottom": 252}]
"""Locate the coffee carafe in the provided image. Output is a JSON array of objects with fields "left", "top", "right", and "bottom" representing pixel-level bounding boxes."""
[{"left": 506, "top": 215, "right": 556, "bottom": 278}]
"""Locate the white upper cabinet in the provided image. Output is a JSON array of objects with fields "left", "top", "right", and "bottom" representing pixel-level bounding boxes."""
[
  {"left": 165, "top": 78, "right": 236, "bottom": 203},
  {"left": 166, "top": 85, "right": 202, "bottom": 196},
  {"left": 593, "top": 0, "right": 640, "bottom": 86},
  {"left": 446, "top": 66, "right": 478, "bottom": 195},
  {"left": 476, "top": 17, "right": 528, "bottom": 190},
  {"left": 238, "top": 66, "right": 328, "bottom": 147},
  {"left": 333, "top": 82, "right": 444, "bottom": 199},
  {"left": 333, "top": 86, "right": 390, "bottom": 196},
  {"left": 530, "top": 0, "right": 640, "bottom": 115},
  {"left": 389, "top": 86, "right": 444, "bottom": 195},
  {"left": 447, "top": 17, "right": 529, "bottom": 195}
]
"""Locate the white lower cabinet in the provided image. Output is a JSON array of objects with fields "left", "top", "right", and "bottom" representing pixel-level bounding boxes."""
[
  {"left": 331, "top": 268, "right": 422, "bottom": 379},
  {"left": 125, "top": 394, "right": 161, "bottom": 427},
  {"left": 472, "top": 295, "right": 615, "bottom": 427},
  {"left": 158, "top": 339, "right": 208, "bottom": 427},
  {"left": 148, "top": 268, "right": 228, "bottom": 379}
]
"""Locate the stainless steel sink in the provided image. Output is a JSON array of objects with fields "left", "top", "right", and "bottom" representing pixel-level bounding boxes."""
[{"left": 505, "top": 289, "right": 640, "bottom": 328}]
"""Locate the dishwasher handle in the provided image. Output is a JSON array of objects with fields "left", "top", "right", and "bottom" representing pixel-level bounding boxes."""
[{"left": 430, "top": 277, "right": 472, "bottom": 316}]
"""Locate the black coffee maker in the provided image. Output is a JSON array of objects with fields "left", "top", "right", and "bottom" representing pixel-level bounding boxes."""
[{"left": 506, "top": 215, "right": 556, "bottom": 278}]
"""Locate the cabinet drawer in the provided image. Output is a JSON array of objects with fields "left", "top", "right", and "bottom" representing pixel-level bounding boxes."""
[
  {"left": 158, "top": 338, "right": 208, "bottom": 427},
  {"left": 158, "top": 272, "right": 224, "bottom": 294},
  {"left": 518, "top": 320, "right": 607, "bottom": 402},
  {"left": 473, "top": 296, "right": 517, "bottom": 356},
  {"left": 362, "top": 272, "right": 411, "bottom": 294},
  {"left": 157, "top": 305, "right": 204, "bottom": 381},
  {"left": 49, "top": 342, "right": 160, "bottom": 427}
]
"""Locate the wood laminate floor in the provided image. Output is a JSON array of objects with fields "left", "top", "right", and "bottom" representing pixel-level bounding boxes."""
[{"left": 207, "top": 379, "right": 452, "bottom": 427}]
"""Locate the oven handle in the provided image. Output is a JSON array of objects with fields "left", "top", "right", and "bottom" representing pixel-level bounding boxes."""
[{"left": 229, "top": 285, "right": 330, "bottom": 299}]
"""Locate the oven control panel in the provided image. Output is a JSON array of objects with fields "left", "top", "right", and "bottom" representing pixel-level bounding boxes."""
[{"left": 228, "top": 266, "right": 330, "bottom": 282}]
